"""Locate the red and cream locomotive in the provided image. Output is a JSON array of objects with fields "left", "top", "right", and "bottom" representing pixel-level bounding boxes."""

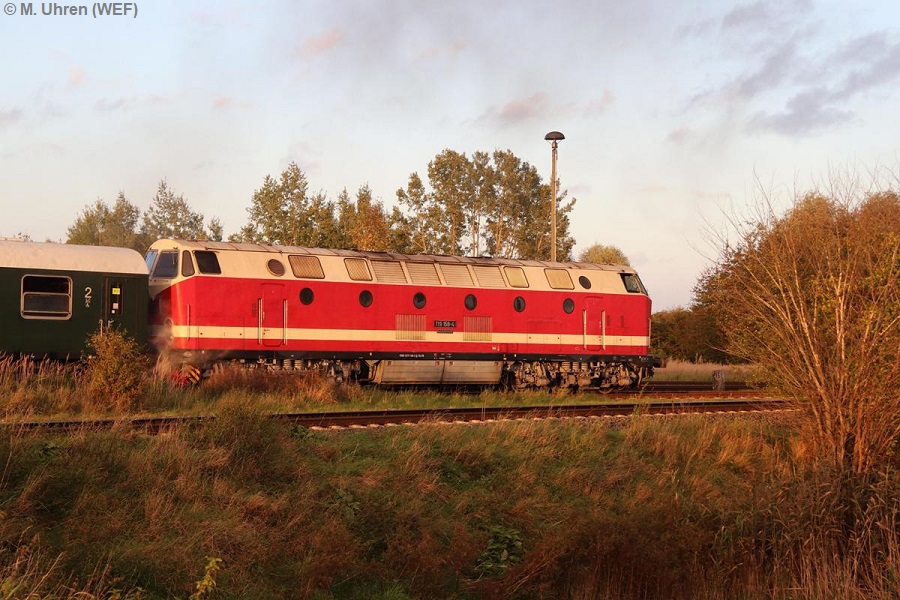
[{"left": 145, "top": 239, "right": 657, "bottom": 389}]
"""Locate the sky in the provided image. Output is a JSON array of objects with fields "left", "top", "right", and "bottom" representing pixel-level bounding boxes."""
[{"left": 2, "top": 0, "right": 899, "bottom": 310}]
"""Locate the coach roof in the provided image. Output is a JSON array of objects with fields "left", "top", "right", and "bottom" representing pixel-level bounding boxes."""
[{"left": 0, "top": 240, "right": 148, "bottom": 275}]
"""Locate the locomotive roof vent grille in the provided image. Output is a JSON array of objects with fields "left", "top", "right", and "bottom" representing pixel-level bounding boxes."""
[
  {"left": 407, "top": 262, "right": 441, "bottom": 285},
  {"left": 288, "top": 255, "right": 325, "bottom": 279},
  {"left": 440, "top": 264, "right": 473, "bottom": 286},
  {"left": 372, "top": 260, "right": 408, "bottom": 284},
  {"left": 345, "top": 258, "right": 373, "bottom": 281},
  {"left": 545, "top": 268, "right": 575, "bottom": 290},
  {"left": 504, "top": 266, "right": 529, "bottom": 288},
  {"left": 472, "top": 265, "right": 506, "bottom": 288}
]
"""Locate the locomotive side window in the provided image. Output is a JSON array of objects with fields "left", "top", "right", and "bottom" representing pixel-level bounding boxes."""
[
  {"left": 413, "top": 292, "right": 427, "bottom": 309},
  {"left": 359, "top": 290, "right": 373, "bottom": 307},
  {"left": 621, "top": 273, "right": 645, "bottom": 294},
  {"left": 195, "top": 251, "right": 222, "bottom": 274},
  {"left": 545, "top": 268, "right": 574, "bottom": 290},
  {"left": 152, "top": 251, "right": 178, "bottom": 279},
  {"left": 513, "top": 296, "right": 526, "bottom": 312},
  {"left": 267, "top": 259, "right": 286, "bottom": 277},
  {"left": 299, "top": 288, "right": 315, "bottom": 305},
  {"left": 21, "top": 275, "right": 72, "bottom": 319},
  {"left": 578, "top": 275, "right": 592, "bottom": 289},
  {"left": 345, "top": 258, "right": 372, "bottom": 281},
  {"left": 464, "top": 294, "right": 477, "bottom": 310},
  {"left": 289, "top": 255, "right": 325, "bottom": 279},
  {"left": 504, "top": 266, "right": 529, "bottom": 288},
  {"left": 181, "top": 251, "right": 195, "bottom": 277},
  {"left": 563, "top": 298, "right": 575, "bottom": 314}
]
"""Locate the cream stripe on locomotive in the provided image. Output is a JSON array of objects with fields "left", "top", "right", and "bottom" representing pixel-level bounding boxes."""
[{"left": 159, "top": 325, "right": 650, "bottom": 348}]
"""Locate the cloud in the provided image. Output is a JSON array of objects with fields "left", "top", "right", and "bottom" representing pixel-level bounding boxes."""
[
  {"left": 69, "top": 66, "right": 87, "bottom": 88},
  {"left": 297, "top": 28, "right": 344, "bottom": 59},
  {"left": 748, "top": 88, "right": 853, "bottom": 135},
  {"left": 481, "top": 93, "right": 549, "bottom": 125},
  {"left": 94, "top": 97, "right": 131, "bottom": 112},
  {"left": 831, "top": 32, "right": 900, "bottom": 101},
  {"left": 667, "top": 126, "right": 695, "bottom": 145},
  {"left": 584, "top": 89, "right": 615, "bottom": 116},
  {"left": 0, "top": 108, "right": 24, "bottom": 127},
  {"left": 213, "top": 96, "right": 252, "bottom": 110}
]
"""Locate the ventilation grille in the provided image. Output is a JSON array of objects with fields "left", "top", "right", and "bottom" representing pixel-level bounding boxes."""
[
  {"left": 372, "top": 261, "right": 408, "bottom": 284},
  {"left": 464, "top": 316, "right": 493, "bottom": 341},
  {"left": 473, "top": 265, "right": 505, "bottom": 287},
  {"left": 288, "top": 255, "right": 325, "bottom": 279},
  {"left": 440, "top": 264, "right": 473, "bottom": 286},
  {"left": 395, "top": 314, "right": 426, "bottom": 340},
  {"left": 407, "top": 262, "right": 441, "bottom": 285}
]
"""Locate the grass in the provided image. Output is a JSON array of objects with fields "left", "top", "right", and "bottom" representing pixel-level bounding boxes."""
[
  {"left": 649, "top": 358, "right": 759, "bottom": 382},
  {"left": 1, "top": 409, "right": 897, "bottom": 599}
]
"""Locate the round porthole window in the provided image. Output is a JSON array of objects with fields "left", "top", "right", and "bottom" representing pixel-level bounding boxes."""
[
  {"left": 413, "top": 292, "right": 426, "bottom": 309},
  {"left": 359, "top": 290, "right": 373, "bottom": 307},
  {"left": 465, "top": 294, "right": 477, "bottom": 311},
  {"left": 513, "top": 296, "right": 526, "bottom": 312},
  {"left": 267, "top": 259, "right": 286, "bottom": 277},
  {"left": 563, "top": 298, "right": 575, "bottom": 314},
  {"left": 299, "top": 288, "right": 314, "bottom": 305},
  {"left": 578, "top": 275, "right": 591, "bottom": 289}
]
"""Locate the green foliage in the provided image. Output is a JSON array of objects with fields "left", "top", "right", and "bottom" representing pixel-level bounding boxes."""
[
  {"left": 397, "top": 148, "right": 575, "bottom": 259},
  {"left": 474, "top": 525, "right": 524, "bottom": 578},
  {"left": 83, "top": 328, "right": 147, "bottom": 411},
  {"left": 189, "top": 557, "right": 222, "bottom": 600},
  {"left": 67, "top": 192, "right": 147, "bottom": 251},
  {"left": 141, "top": 180, "right": 209, "bottom": 241},
  {"left": 579, "top": 242, "right": 630, "bottom": 265}
]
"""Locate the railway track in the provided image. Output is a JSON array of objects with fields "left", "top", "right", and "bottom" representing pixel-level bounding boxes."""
[{"left": 2, "top": 393, "right": 787, "bottom": 435}]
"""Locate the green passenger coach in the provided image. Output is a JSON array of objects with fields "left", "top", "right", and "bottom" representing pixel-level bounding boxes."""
[{"left": 0, "top": 240, "right": 149, "bottom": 359}]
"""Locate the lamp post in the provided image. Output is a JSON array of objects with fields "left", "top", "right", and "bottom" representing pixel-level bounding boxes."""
[{"left": 544, "top": 131, "right": 565, "bottom": 262}]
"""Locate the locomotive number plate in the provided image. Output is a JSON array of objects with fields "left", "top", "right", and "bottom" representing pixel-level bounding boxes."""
[{"left": 433, "top": 320, "right": 457, "bottom": 328}]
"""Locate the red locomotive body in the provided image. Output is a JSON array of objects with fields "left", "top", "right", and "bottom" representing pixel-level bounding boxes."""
[{"left": 146, "top": 239, "right": 657, "bottom": 389}]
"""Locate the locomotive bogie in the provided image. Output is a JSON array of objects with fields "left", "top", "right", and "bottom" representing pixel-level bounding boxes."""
[{"left": 0, "top": 240, "right": 149, "bottom": 359}]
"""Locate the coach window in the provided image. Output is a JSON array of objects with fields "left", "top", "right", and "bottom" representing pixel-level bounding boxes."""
[
  {"left": 578, "top": 275, "right": 591, "bottom": 290},
  {"left": 267, "top": 259, "right": 286, "bottom": 277},
  {"left": 359, "top": 290, "right": 373, "bottom": 307},
  {"left": 152, "top": 250, "right": 178, "bottom": 279},
  {"left": 413, "top": 292, "right": 426, "bottom": 309},
  {"left": 464, "top": 294, "right": 477, "bottom": 311},
  {"left": 299, "top": 288, "right": 315, "bottom": 305},
  {"left": 194, "top": 251, "right": 222, "bottom": 274},
  {"left": 563, "top": 298, "right": 575, "bottom": 314},
  {"left": 181, "top": 251, "right": 195, "bottom": 277},
  {"left": 21, "top": 275, "right": 72, "bottom": 319},
  {"left": 513, "top": 296, "right": 526, "bottom": 312}
]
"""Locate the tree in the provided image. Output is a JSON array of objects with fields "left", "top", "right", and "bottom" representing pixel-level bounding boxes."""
[
  {"left": 708, "top": 186, "right": 900, "bottom": 475},
  {"left": 397, "top": 149, "right": 575, "bottom": 260},
  {"left": 240, "top": 163, "right": 340, "bottom": 247},
  {"left": 67, "top": 192, "right": 146, "bottom": 251},
  {"left": 141, "top": 181, "right": 207, "bottom": 241},
  {"left": 579, "top": 243, "right": 630, "bottom": 265},
  {"left": 337, "top": 185, "right": 393, "bottom": 252}
]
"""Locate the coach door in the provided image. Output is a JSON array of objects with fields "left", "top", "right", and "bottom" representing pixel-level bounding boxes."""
[
  {"left": 259, "top": 284, "right": 286, "bottom": 347},
  {"left": 102, "top": 277, "right": 129, "bottom": 332}
]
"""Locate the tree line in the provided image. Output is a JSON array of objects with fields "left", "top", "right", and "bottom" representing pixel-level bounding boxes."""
[{"left": 66, "top": 149, "right": 597, "bottom": 262}]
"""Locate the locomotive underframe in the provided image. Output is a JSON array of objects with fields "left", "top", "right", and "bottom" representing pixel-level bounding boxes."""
[{"left": 168, "top": 350, "right": 655, "bottom": 390}]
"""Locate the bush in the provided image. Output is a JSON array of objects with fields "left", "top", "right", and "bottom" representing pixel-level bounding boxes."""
[{"left": 82, "top": 328, "right": 148, "bottom": 411}]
